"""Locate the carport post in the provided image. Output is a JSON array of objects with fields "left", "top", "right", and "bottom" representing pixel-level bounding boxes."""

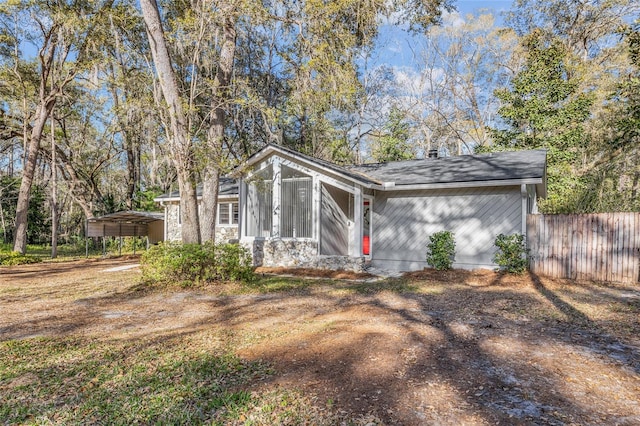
[
  {"left": 85, "top": 219, "right": 88, "bottom": 258},
  {"left": 118, "top": 222, "right": 122, "bottom": 256}
]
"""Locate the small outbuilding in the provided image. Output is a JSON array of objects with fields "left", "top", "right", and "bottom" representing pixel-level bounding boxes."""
[{"left": 86, "top": 210, "right": 164, "bottom": 254}]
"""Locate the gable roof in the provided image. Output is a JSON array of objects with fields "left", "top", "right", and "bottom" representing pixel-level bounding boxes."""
[
  {"left": 349, "top": 149, "right": 547, "bottom": 187},
  {"left": 155, "top": 146, "right": 547, "bottom": 201},
  {"left": 241, "top": 144, "right": 546, "bottom": 192},
  {"left": 238, "top": 144, "right": 382, "bottom": 187}
]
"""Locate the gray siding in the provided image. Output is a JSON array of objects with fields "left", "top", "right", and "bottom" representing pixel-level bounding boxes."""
[
  {"left": 372, "top": 186, "right": 522, "bottom": 271},
  {"left": 320, "top": 184, "right": 349, "bottom": 255}
]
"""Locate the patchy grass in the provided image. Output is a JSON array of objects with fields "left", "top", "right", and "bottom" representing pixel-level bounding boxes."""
[
  {"left": 335, "top": 277, "right": 420, "bottom": 294},
  {"left": 0, "top": 241, "right": 148, "bottom": 263},
  {"left": 245, "top": 275, "right": 317, "bottom": 294},
  {"left": 0, "top": 334, "right": 366, "bottom": 425},
  {"left": 1, "top": 260, "right": 639, "bottom": 425}
]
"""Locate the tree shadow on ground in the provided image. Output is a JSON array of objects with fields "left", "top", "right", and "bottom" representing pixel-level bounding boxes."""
[
  {"left": 201, "top": 276, "right": 640, "bottom": 425},
  {"left": 2, "top": 266, "right": 639, "bottom": 425}
]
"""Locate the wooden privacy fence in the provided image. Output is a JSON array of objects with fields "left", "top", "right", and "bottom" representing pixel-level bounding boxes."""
[{"left": 526, "top": 213, "right": 640, "bottom": 283}]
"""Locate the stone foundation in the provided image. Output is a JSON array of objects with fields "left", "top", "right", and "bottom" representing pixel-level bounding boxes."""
[
  {"left": 216, "top": 226, "right": 239, "bottom": 243},
  {"left": 243, "top": 238, "right": 365, "bottom": 272},
  {"left": 310, "top": 255, "right": 365, "bottom": 272}
]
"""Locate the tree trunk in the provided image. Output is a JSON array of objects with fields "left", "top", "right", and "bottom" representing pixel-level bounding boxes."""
[
  {"left": 201, "top": 11, "right": 237, "bottom": 243},
  {"left": 0, "top": 187, "right": 6, "bottom": 243},
  {"left": 51, "top": 113, "right": 58, "bottom": 259},
  {"left": 141, "top": 0, "right": 200, "bottom": 243},
  {"left": 201, "top": 169, "right": 220, "bottom": 242},
  {"left": 13, "top": 98, "right": 55, "bottom": 254}
]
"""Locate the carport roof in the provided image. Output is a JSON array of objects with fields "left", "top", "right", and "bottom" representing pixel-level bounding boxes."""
[{"left": 88, "top": 211, "right": 164, "bottom": 224}]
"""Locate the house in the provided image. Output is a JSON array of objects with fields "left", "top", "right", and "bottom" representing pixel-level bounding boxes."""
[{"left": 155, "top": 144, "right": 546, "bottom": 272}]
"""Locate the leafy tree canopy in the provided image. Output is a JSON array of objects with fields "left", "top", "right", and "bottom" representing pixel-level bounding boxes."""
[{"left": 489, "top": 30, "right": 593, "bottom": 213}]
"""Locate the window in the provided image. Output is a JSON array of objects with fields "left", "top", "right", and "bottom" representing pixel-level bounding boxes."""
[
  {"left": 232, "top": 202, "right": 239, "bottom": 224},
  {"left": 281, "top": 177, "right": 312, "bottom": 238},
  {"left": 217, "top": 202, "right": 239, "bottom": 225}
]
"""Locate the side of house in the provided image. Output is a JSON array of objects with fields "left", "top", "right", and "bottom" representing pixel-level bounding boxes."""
[{"left": 372, "top": 186, "right": 530, "bottom": 270}]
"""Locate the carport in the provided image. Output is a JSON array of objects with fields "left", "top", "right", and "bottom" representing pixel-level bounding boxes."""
[{"left": 86, "top": 211, "right": 164, "bottom": 255}]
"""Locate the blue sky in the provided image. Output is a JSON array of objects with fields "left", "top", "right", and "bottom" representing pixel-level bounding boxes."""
[
  {"left": 457, "top": 0, "right": 513, "bottom": 15},
  {"left": 373, "top": 0, "right": 513, "bottom": 69}
]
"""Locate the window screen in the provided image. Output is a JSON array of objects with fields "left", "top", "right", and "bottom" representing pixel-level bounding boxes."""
[
  {"left": 281, "top": 177, "right": 312, "bottom": 238},
  {"left": 246, "top": 181, "right": 272, "bottom": 237}
]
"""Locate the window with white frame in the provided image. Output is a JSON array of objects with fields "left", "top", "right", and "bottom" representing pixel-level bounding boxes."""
[{"left": 218, "top": 201, "right": 239, "bottom": 225}]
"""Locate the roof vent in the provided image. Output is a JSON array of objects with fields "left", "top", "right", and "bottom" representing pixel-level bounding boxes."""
[{"left": 428, "top": 149, "right": 438, "bottom": 159}]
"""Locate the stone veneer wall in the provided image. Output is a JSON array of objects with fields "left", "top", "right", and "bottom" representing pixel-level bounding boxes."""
[
  {"left": 216, "top": 226, "right": 239, "bottom": 243},
  {"left": 166, "top": 203, "right": 181, "bottom": 241},
  {"left": 243, "top": 238, "right": 364, "bottom": 272},
  {"left": 165, "top": 202, "right": 239, "bottom": 243}
]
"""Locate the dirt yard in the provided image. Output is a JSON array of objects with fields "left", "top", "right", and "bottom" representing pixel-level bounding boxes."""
[{"left": 1, "top": 258, "right": 640, "bottom": 425}]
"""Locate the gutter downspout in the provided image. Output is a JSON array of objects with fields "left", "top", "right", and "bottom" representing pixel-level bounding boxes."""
[{"left": 521, "top": 184, "right": 528, "bottom": 237}]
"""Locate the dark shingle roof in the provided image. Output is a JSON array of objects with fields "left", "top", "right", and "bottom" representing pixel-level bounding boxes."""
[
  {"left": 155, "top": 177, "right": 239, "bottom": 200},
  {"left": 348, "top": 150, "right": 546, "bottom": 186}
]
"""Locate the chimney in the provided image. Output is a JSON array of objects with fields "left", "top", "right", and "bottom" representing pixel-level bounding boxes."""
[{"left": 428, "top": 148, "right": 438, "bottom": 158}]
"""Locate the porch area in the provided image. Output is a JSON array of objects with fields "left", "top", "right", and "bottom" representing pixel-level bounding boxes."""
[{"left": 239, "top": 154, "right": 371, "bottom": 271}]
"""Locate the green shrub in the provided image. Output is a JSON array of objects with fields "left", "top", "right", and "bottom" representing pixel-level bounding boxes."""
[
  {"left": 0, "top": 251, "right": 42, "bottom": 266},
  {"left": 493, "top": 233, "right": 529, "bottom": 274},
  {"left": 141, "top": 241, "right": 254, "bottom": 285},
  {"left": 426, "top": 230, "right": 456, "bottom": 270}
]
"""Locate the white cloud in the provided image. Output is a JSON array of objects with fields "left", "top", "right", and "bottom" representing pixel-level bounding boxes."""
[{"left": 441, "top": 10, "right": 466, "bottom": 28}]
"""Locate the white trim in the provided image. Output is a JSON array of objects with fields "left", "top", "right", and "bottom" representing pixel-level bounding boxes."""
[
  {"left": 156, "top": 178, "right": 542, "bottom": 201},
  {"left": 387, "top": 178, "right": 543, "bottom": 192},
  {"left": 352, "top": 188, "right": 363, "bottom": 257},
  {"left": 272, "top": 158, "right": 281, "bottom": 238},
  {"left": 154, "top": 194, "right": 238, "bottom": 203},
  {"left": 312, "top": 176, "right": 321, "bottom": 242},
  {"left": 217, "top": 201, "right": 239, "bottom": 226},
  {"left": 163, "top": 202, "right": 168, "bottom": 241},
  {"left": 277, "top": 156, "right": 360, "bottom": 194},
  {"left": 238, "top": 145, "right": 382, "bottom": 189}
]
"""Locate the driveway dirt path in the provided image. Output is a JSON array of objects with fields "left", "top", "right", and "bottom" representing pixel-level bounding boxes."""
[{"left": 1, "top": 259, "right": 639, "bottom": 425}]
